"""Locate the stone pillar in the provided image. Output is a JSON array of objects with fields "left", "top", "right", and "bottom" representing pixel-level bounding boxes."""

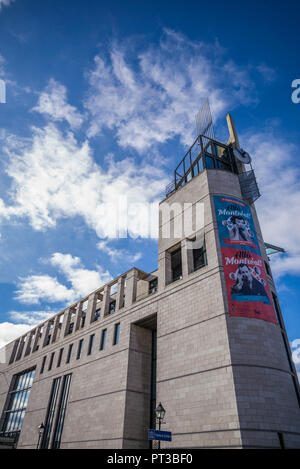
[
  {"left": 40, "top": 321, "right": 51, "bottom": 347},
  {"left": 87, "top": 292, "right": 99, "bottom": 324},
  {"left": 116, "top": 277, "right": 125, "bottom": 310},
  {"left": 16, "top": 336, "right": 26, "bottom": 360},
  {"left": 61, "top": 308, "right": 72, "bottom": 338},
  {"left": 52, "top": 314, "right": 62, "bottom": 343},
  {"left": 32, "top": 325, "right": 43, "bottom": 352},
  {"left": 102, "top": 285, "right": 111, "bottom": 316},
  {"left": 22, "top": 331, "right": 34, "bottom": 358},
  {"left": 158, "top": 250, "right": 172, "bottom": 290},
  {"left": 124, "top": 269, "right": 138, "bottom": 308},
  {"left": 74, "top": 302, "right": 83, "bottom": 331}
]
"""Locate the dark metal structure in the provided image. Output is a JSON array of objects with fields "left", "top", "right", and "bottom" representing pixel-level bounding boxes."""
[{"left": 165, "top": 134, "right": 237, "bottom": 197}]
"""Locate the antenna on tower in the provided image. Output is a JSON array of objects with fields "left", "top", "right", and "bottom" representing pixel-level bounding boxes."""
[{"left": 195, "top": 98, "right": 215, "bottom": 140}]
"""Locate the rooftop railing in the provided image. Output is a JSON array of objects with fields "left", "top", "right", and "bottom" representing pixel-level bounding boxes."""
[{"left": 166, "top": 134, "right": 237, "bottom": 197}]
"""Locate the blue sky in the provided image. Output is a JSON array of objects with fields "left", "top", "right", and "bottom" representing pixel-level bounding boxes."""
[{"left": 0, "top": 0, "right": 299, "bottom": 376}]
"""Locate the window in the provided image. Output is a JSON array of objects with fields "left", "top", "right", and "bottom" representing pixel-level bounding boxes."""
[
  {"left": 109, "top": 300, "right": 116, "bottom": 314},
  {"left": 171, "top": 247, "right": 182, "bottom": 282},
  {"left": 76, "top": 339, "right": 84, "bottom": 360},
  {"left": 94, "top": 308, "right": 101, "bottom": 322},
  {"left": 40, "top": 377, "right": 61, "bottom": 449},
  {"left": 113, "top": 324, "right": 120, "bottom": 345},
  {"left": 45, "top": 334, "right": 51, "bottom": 346},
  {"left": 88, "top": 335, "right": 95, "bottom": 355},
  {"left": 66, "top": 344, "right": 73, "bottom": 364},
  {"left": 81, "top": 312, "right": 86, "bottom": 328},
  {"left": 149, "top": 278, "right": 158, "bottom": 294},
  {"left": 68, "top": 322, "right": 74, "bottom": 335},
  {"left": 192, "top": 235, "right": 207, "bottom": 271},
  {"left": 51, "top": 374, "right": 72, "bottom": 449},
  {"left": 48, "top": 352, "right": 55, "bottom": 371},
  {"left": 100, "top": 329, "right": 107, "bottom": 351},
  {"left": 57, "top": 348, "right": 64, "bottom": 368},
  {"left": 205, "top": 155, "right": 215, "bottom": 169},
  {"left": 0, "top": 369, "right": 35, "bottom": 437},
  {"left": 40, "top": 356, "right": 47, "bottom": 374}
]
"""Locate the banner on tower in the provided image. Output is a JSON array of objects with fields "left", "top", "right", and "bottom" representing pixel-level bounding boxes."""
[{"left": 214, "top": 195, "right": 277, "bottom": 324}]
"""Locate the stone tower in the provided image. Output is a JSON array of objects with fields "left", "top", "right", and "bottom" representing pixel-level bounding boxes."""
[{"left": 155, "top": 114, "right": 300, "bottom": 448}]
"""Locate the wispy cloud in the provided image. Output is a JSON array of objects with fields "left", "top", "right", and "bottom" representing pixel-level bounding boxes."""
[
  {"left": 256, "top": 64, "right": 276, "bottom": 82},
  {"left": 32, "top": 78, "right": 84, "bottom": 129},
  {"left": 15, "top": 252, "right": 112, "bottom": 305},
  {"left": 9, "top": 310, "right": 56, "bottom": 325},
  {"left": 0, "top": 123, "right": 167, "bottom": 237},
  {"left": 0, "top": 0, "right": 15, "bottom": 12},
  {"left": 85, "top": 28, "right": 257, "bottom": 152},
  {"left": 242, "top": 128, "right": 300, "bottom": 278},
  {"left": 15, "top": 274, "right": 75, "bottom": 305},
  {"left": 97, "top": 240, "right": 142, "bottom": 264}
]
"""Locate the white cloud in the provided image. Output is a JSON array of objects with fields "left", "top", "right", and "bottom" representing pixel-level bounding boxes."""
[
  {"left": 0, "top": 322, "right": 30, "bottom": 350},
  {"left": 291, "top": 339, "right": 300, "bottom": 382},
  {"left": 8, "top": 310, "right": 55, "bottom": 325},
  {"left": 85, "top": 29, "right": 256, "bottom": 152},
  {"left": 97, "top": 240, "right": 142, "bottom": 264},
  {"left": 242, "top": 129, "right": 300, "bottom": 277},
  {"left": 50, "top": 252, "right": 112, "bottom": 299},
  {"left": 1, "top": 123, "right": 168, "bottom": 237},
  {"left": 15, "top": 252, "right": 112, "bottom": 306},
  {"left": 15, "top": 274, "right": 75, "bottom": 304},
  {"left": 32, "top": 78, "right": 84, "bottom": 129},
  {"left": 256, "top": 64, "right": 276, "bottom": 82},
  {"left": 0, "top": 0, "right": 15, "bottom": 12}
]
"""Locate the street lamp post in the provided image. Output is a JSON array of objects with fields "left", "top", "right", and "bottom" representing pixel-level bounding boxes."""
[
  {"left": 155, "top": 402, "right": 166, "bottom": 449},
  {"left": 36, "top": 423, "right": 45, "bottom": 449}
]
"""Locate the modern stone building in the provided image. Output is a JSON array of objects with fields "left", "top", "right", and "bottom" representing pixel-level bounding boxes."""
[{"left": 1, "top": 114, "right": 300, "bottom": 449}]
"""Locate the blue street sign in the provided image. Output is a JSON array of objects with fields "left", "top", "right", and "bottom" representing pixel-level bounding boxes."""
[{"left": 148, "top": 429, "right": 172, "bottom": 442}]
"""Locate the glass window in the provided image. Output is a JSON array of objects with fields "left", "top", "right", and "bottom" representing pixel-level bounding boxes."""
[
  {"left": 100, "top": 329, "right": 107, "bottom": 351},
  {"left": 66, "top": 344, "right": 73, "bottom": 364},
  {"left": 40, "top": 356, "right": 47, "bottom": 374},
  {"left": 171, "top": 247, "right": 182, "bottom": 282},
  {"left": 193, "top": 237, "right": 207, "bottom": 271},
  {"left": 40, "top": 377, "right": 61, "bottom": 449},
  {"left": 192, "top": 163, "right": 199, "bottom": 177},
  {"left": 198, "top": 156, "right": 204, "bottom": 173},
  {"left": 88, "top": 335, "right": 95, "bottom": 355},
  {"left": 109, "top": 301, "right": 116, "bottom": 314},
  {"left": 113, "top": 324, "right": 120, "bottom": 346},
  {"left": 76, "top": 339, "right": 84, "bottom": 360},
  {"left": 149, "top": 278, "right": 158, "bottom": 294},
  {"left": 205, "top": 156, "right": 215, "bottom": 169},
  {"left": 81, "top": 313, "right": 86, "bottom": 328},
  {"left": 68, "top": 322, "right": 74, "bottom": 335},
  {"left": 45, "top": 334, "right": 51, "bottom": 346},
  {"left": 57, "top": 349, "right": 64, "bottom": 368},
  {"left": 51, "top": 374, "right": 72, "bottom": 449},
  {"left": 215, "top": 159, "right": 222, "bottom": 169},
  {"left": 94, "top": 308, "right": 101, "bottom": 322},
  {"left": 0, "top": 369, "right": 35, "bottom": 436},
  {"left": 48, "top": 352, "right": 55, "bottom": 371}
]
